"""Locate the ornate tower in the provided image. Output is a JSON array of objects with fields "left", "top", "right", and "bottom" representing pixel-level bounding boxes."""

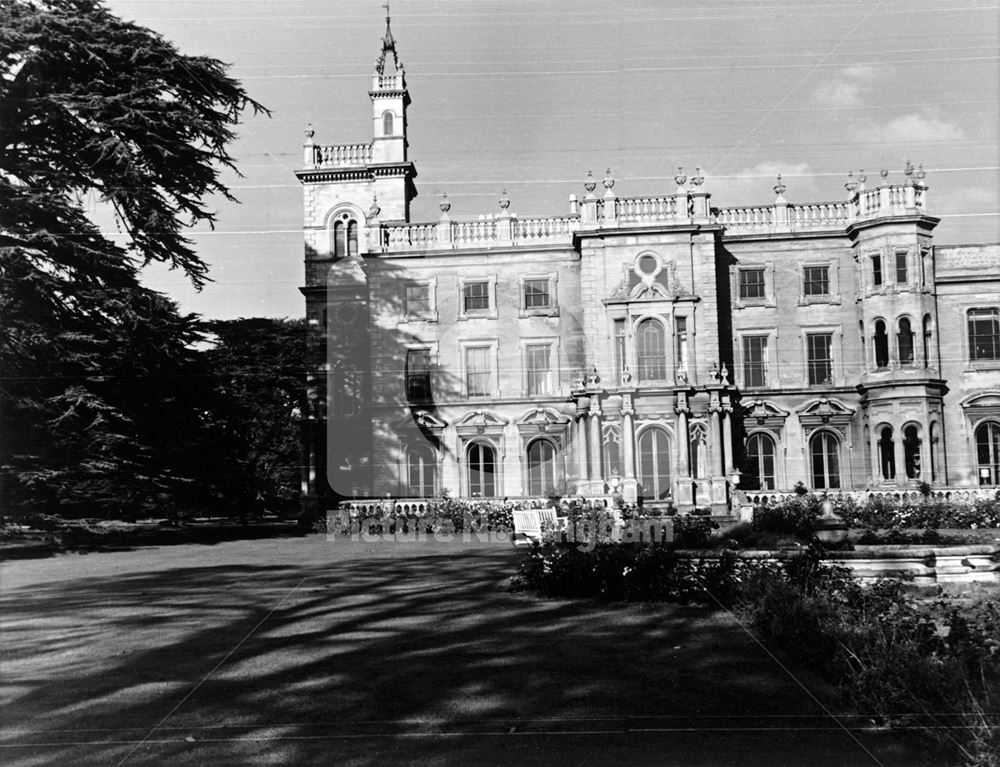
[
  {"left": 296, "top": 10, "right": 417, "bottom": 511},
  {"left": 850, "top": 164, "right": 947, "bottom": 488}
]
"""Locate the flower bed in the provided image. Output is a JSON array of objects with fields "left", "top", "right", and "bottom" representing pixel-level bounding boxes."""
[{"left": 752, "top": 491, "right": 1000, "bottom": 538}]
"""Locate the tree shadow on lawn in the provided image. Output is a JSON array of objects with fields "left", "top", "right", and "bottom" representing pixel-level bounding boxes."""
[{"left": 0, "top": 543, "right": 932, "bottom": 767}]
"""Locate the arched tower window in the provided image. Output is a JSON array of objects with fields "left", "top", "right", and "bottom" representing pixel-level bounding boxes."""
[
  {"left": 928, "top": 422, "right": 939, "bottom": 482},
  {"left": 878, "top": 425, "right": 895, "bottom": 480},
  {"left": 873, "top": 320, "right": 889, "bottom": 368},
  {"left": 382, "top": 110, "right": 395, "bottom": 136},
  {"left": 903, "top": 425, "right": 922, "bottom": 480},
  {"left": 468, "top": 441, "right": 497, "bottom": 498},
  {"left": 407, "top": 445, "right": 436, "bottom": 497},
  {"left": 638, "top": 427, "right": 671, "bottom": 500},
  {"left": 331, "top": 212, "right": 359, "bottom": 258},
  {"left": 975, "top": 421, "right": 1000, "bottom": 486},
  {"left": 897, "top": 317, "right": 914, "bottom": 365},
  {"left": 810, "top": 431, "right": 841, "bottom": 490},
  {"left": 526, "top": 439, "right": 556, "bottom": 496},
  {"left": 635, "top": 318, "right": 667, "bottom": 382},
  {"left": 923, "top": 314, "right": 933, "bottom": 367},
  {"left": 745, "top": 433, "right": 776, "bottom": 490}
]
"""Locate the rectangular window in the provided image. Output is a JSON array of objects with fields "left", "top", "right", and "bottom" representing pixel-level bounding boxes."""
[
  {"left": 463, "top": 282, "right": 490, "bottom": 313},
  {"left": 613, "top": 319, "right": 627, "bottom": 383},
  {"left": 465, "top": 346, "right": 492, "bottom": 396},
  {"left": 738, "top": 268, "right": 766, "bottom": 300},
  {"left": 405, "top": 284, "right": 430, "bottom": 315},
  {"left": 523, "top": 278, "right": 550, "bottom": 309},
  {"left": 803, "top": 265, "right": 830, "bottom": 296},
  {"left": 806, "top": 333, "right": 833, "bottom": 385},
  {"left": 895, "top": 251, "right": 908, "bottom": 284},
  {"left": 742, "top": 335, "right": 768, "bottom": 388},
  {"left": 675, "top": 317, "right": 688, "bottom": 372},
  {"left": 969, "top": 308, "right": 1000, "bottom": 361},
  {"left": 405, "top": 349, "right": 431, "bottom": 401},
  {"left": 872, "top": 255, "right": 883, "bottom": 286},
  {"left": 525, "top": 344, "right": 552, "bottom": 396}
]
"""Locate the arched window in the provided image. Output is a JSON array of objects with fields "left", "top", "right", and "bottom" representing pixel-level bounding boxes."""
[
  {"left": 689, "top": 422, "right": 707, "bottom": 479},
  {"left": 331, "top": 212, "right": 358, "bottom": 258},
  {"left": 603, "top": 426, "right": 621, "bottom": 478},
  {"left": 873, "top": 319, "right": 889, "bottom": 368},
  {"left": 526, "top": 439, "right": 556, "bottom": 496},
  {"left": 347, "top": 219, "right": 358, "bottom": 257},
  {"left": 897, "top": 317, "right": 914, "bottom": 365},
  {"left": 903, "top": 425, "right": 921, "bottom": 480},
  {"left": 382, "top": 110, "right": 394, "bottom": 136},
  {"left": 333, "top": 363, "right": 361, "bottom": 418},
  {"left": 333, "top": 219, "right": 345, "bottom": 258},
  {"left": 468, "top": 442, "right": 497, "bottom": 497},
  {"left": 923, "top": 314, "right": 933, "bottom": 367},
  {"left": 810, "top": 431, "right": 841, "bottom": 490},
  {"left": 407, "top": 445, "right": 436, "bottom": 497},
  {"left": 638, "top": 427, "right": 671, "bottom": 500},
  {"left": 877, "top": 425, "right": 895, "bottom": 480},
  {"left": 975, "top": 421, "right": 1000, "bottom": 486},
  {"left": 744, "top": 432, "right": 776, "bottom": 490},
  {"left": 928, "top": 422, "right": 939, "bottom": 482},
  {"left": 635, "top": 319, "right": 667, "bottom": 382}
]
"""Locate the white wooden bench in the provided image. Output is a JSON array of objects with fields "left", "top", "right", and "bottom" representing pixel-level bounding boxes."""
[{"left": 512, "top": 509, "right": 542, "bottom": 547}]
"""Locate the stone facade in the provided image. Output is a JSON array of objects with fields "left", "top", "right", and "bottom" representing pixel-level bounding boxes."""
[{"left": 296, "top": 19, "right": 1000, "bottom": 514}]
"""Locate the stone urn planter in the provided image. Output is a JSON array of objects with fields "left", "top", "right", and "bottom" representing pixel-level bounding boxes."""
[{"left": 812, "top": 499, "right": 848, "bottom": 545}]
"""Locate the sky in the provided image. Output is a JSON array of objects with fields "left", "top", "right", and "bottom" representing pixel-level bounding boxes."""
[{"left": 105, "top": 0, "right": 1000, "bottom": 320}]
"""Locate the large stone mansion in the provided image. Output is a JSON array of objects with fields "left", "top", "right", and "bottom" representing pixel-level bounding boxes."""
[{"left": 297, "top": 16, "right": 1000, "bottom": 513}]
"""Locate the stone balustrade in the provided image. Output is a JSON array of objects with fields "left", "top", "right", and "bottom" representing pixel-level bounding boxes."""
[
  {"left": 742, "top": 487, "right": 996, "bottom": 506},
  {"left": 615, "top": 195, "right": 681, "bottom": 223},
  {"left": 309, "top": 142, "right": 374, "bottom": 168},
  {"left": 715, "top": 182, "right": 926, "bottom": 235}
]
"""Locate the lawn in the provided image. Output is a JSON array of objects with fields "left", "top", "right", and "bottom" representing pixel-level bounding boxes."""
[{"left": 0, "top": 535, "right": 934, "bottom": 766}]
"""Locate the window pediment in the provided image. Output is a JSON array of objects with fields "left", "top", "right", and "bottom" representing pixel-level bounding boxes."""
[{"left": 456, "top": 410, "right": 508, "bottom": 437}]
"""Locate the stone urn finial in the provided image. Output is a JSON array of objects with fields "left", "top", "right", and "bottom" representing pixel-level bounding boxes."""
[
  {"left": 880, "top": 168, "right": 889, "bottom": 184},
  {"left": 439, "top": 193, "right": 451, "bottom": 213},
  {"left": 603, "top": 168, "right": 614, "bottom": 191},
  {"left": 773, "top": 173, "right": 786, "bottom": 197},
  {"left": 691, "top": 166, "right": 704, "bottom": 187},
  {"left": 368, "top": 193, "right": 381, "bottom": 219},
  {"left": 674, "top": 166, "right": 687, "bottom": 187},
  {"left": 498, "top": 189, "right": 510, "bottom": 210},
  {"left": 916, "top": 163, "right": 926, "bottom": 182},
  {"left": 584, "top": 170, "right": 597, "bottom": 194},
  {"left": 845, "top": 170, "right": 858, "bottom": 194},
  {"left": 304, "top": 123, "right": 315, "bottom": 140}
]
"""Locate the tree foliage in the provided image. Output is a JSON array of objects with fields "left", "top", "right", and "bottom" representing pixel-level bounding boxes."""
[{"left": 0, "top": 0, "right": 270, "bottom": 517}]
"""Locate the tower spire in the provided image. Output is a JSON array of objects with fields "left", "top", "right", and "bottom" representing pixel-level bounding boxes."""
[{"left": 375, "top": 2, "right": 403, "bottom": 75}]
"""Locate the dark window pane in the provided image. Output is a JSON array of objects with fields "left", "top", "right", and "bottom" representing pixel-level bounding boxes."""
[
  {"left": 969, "top": 309, "right": 1000, "bottom": 361},
  {"left": 742, "top": 335, "right": 767, "bottom": 388},
  {"left": 739, "top": 269, "right": 766, "bottom": 299},
  {"left": 803, "top": 266, "right": 829, "bottom": 296},
  {"left": 464, "top": 282, "right": 490, "bottom": 313},
  {"left": 807, "top": 333, "right": 833, "bottom": 385},
  {"left": 523, "top": 279, "right": 550, "bottom": 308}
]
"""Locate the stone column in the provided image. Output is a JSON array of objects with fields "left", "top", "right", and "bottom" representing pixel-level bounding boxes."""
[
  {"left": 589, "top": 412, "right": 603, "bottom": 486},
  {"left": 622, "top": 411, "right": 636, "bottom": 480},
  {"left": 710, "top": 409, "right": 725, "bottom": 475},
  {"left": 722, "top": 410, "right": 734, "bottom": 474},
  {"left": 869, "top": 429, "right": 880, "bottom": 485},
  {"left": 676, "top": 409, "right": 690, "bottom": 476},
  {"left": 576, "top": 415, "right": 589, "bottom": 482}
]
